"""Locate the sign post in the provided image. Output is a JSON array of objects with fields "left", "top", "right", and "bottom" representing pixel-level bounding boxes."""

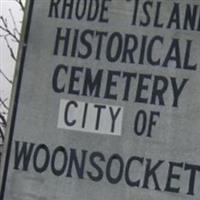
[{"left": 1, "top": 0, "right": 200, "bottom": 199}]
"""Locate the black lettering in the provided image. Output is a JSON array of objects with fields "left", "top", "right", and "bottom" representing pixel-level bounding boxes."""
[
  {"left": 106, "top": 154, "right": 124, "bottom": 184},
  {"left": 51, "top": 146, "right": 68, "bottom": 176},
  {"left": 170, "top": 78, "right": 188, "bottom": 107},
  {"left": 64, "top": 100, "right": 78, "bottom": 126},
  {"left": 150, "top": 75, "right": 168, "bottom": 106},
  {"left": 14, "top": 141, "right": 35, "bottom": 171},
  {"left": 109, "top": 107, "right": 121, "bottom": 132},
  {"left": 122, "top": 72, "right": 137, "bottom": 101},
  {"left": 52, "top": 64, "right": 68, "bottom": 93},
  {"left": 131, "top": 0, "right": 139, "bottom": 25},
  {"left": 104, "top": 70, "right": 121, "bottom": 100},
  {"left": 75, "top": 0, "right": 87, "bottom": 20},
  {"left": 71, "top": 29, "right": 79, "bottom": 57},
  {"left": 33, "top": 144, "right": 50, "bottom": 173},
  {"left": 165, "top": 162, "right": 183, "bottom": 193},
  {"left": 48, "top": 0, "right": 61, "bottom": 18},
  {"left": 185, "top": 163, "right": 200, "bottom": 195},
  {"left": 134, "top": 110, "right": 147, "bottom": 136},
  {"left": 82, "top": 68, "right": 103, "bottom": 97},
  {"left": 81, "top": 103, "right": 88, "bottom": 128},
  {"left": 147, "top": 36, "right": 163, "bottom": 66},
  {"left": 68, "top": 66, "right": 83, "bottom": 95},
  {"left": 95, "top": 31, "right": 108, "bottom": 59},
  {"left": 94, "top": 104, "right": 106, "bottom": 130},
  {"left": 183, "top": 4, "right": 198, "bottom": 31},
  {"left": 87, "top": 152, "right": 105, "bottom": 182},
  {"left": 121, "top": 34, "right": 138, "bottom": 63},
  {"left": 140, "top": 2, "right": 153, "bottom": 26},
  {"left": 167, "top": 3, "right": 180, "bottom": 29},
  {"left": 147, "top": 111, "right": 160, "bottom": 137},
  {"left": 135, "top": 74, "right": 152, "bottom": 103},
  {"left": 154, "top": 2, "right": 163, "bottom": 28},
  {"left": 54, "top": 27, "right": 71, "bottom": 56},
  {"left": 99, "top": 0, "right": 111, "bottom": 23},
  {"left": 183, "top": 40, "right": 197, "bottom": 71},
  {"left": 142, "top": 159, "right": 164, "bottom": 190},
  {"left": 66, "top": 149, "right": 87, "bottom": 179},
  {"left": 106, "top": 32, "right": 123, "bottom": 62},
  {"left": 138, "top": 35, "right": 148, "bottom": 65},
  {"left": 61, "top": 0, "right": 74, "bottom": 19},
  {"left": 125, "top": 156, "right": 144, "bottom": 187},
  {"left": 163, "top": 39, "right": 181, "bottom": 69},
  {"left": 78, "top": 30, "right": 94, "bottom": 59},
  {"left": 87, "top": 0, "right": 99, "bottom": 21}
]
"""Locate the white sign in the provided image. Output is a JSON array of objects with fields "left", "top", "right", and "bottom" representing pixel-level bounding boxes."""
[
  {"left": 0, "top": 0, "right": 200, "bottom": 200},
  {"left": 58, "top": 99, "right": 123, "bottom": 135}
]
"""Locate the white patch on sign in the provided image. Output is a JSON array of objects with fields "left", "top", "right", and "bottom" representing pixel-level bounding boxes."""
[{"left": 57, "top": 99, "right": 123, "bottom": 136}]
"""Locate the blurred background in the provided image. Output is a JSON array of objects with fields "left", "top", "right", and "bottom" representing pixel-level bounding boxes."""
[{"left": 0, "top": 0, "right": 25, "bottom": 145}]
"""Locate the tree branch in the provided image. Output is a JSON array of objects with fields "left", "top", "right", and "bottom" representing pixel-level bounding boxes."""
[
  {"left": 0, "top": 114, "right": 6, "bottom": 142},
  {"left": 0, "top": 127, "right": 5, "bottom": 142},
  {"left": 9, "top": 9, "right": 21, "bottom": 38},
  {"left": 0, "top": 98, "right": 9, "bottom": 110},
  {"left": 0, "top": 16, "right": 20, "bottom": 43},
  {"left": 0, "top": 0, "right": 25, "bottom": 145},
  {"left": 15, "top": 0, "right": 25, "bottom": 12},
  {"left": 0, "top": 69, "right": 13, "bottom": 84},
  {"left": 4, "top": 36, "right": 17, "bottom": 60}
]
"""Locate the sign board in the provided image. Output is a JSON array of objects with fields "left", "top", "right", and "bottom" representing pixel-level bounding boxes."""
[{"left": 1, "top": 0, "right": 200, "bottom": 199}]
